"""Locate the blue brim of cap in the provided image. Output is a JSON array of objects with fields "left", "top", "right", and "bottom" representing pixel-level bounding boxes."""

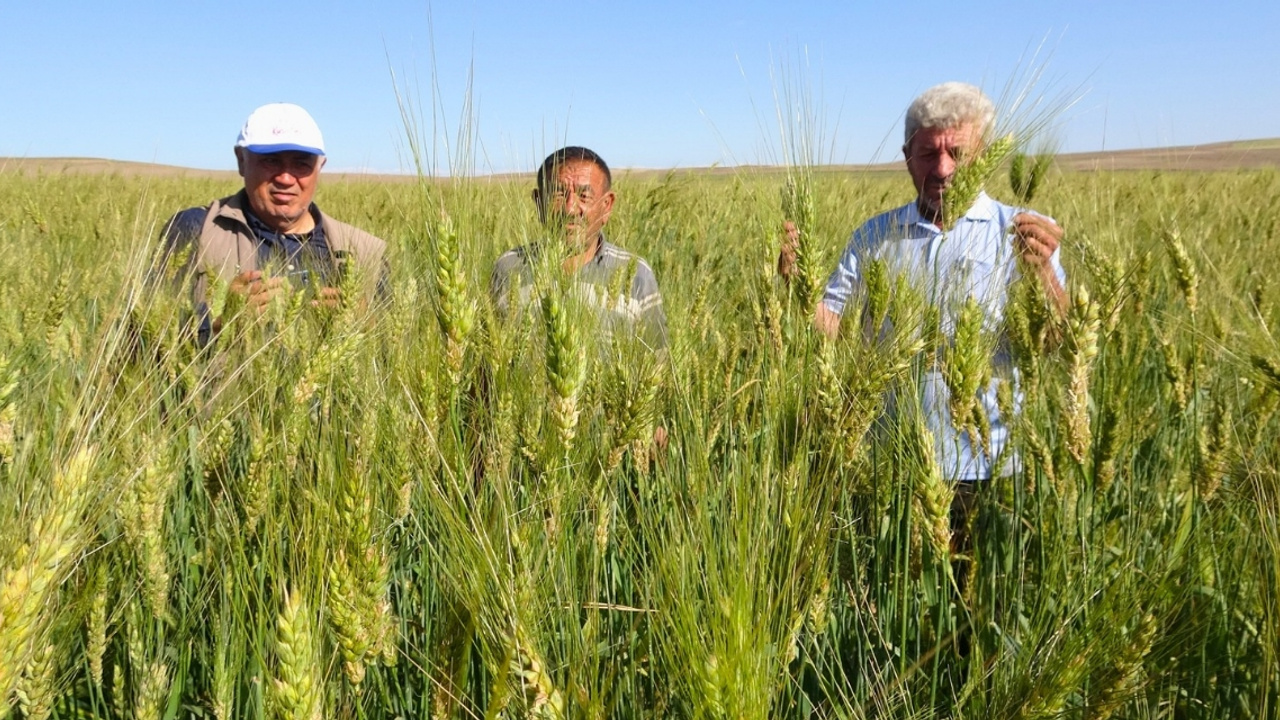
[{"left": 241, "top": 143, "right": 326, "bottom": 156}]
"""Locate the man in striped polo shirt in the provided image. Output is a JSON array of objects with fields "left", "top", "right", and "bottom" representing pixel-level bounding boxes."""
[{"left": 490, "top": 146, "right": 667, "bottom": 350}]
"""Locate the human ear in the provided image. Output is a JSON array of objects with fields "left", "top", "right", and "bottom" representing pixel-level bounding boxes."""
[{"left": 599, "top": 190, "right": 616, "bottom": 223}]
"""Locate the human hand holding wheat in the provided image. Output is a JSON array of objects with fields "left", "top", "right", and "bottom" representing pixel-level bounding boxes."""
[
  {"left": 228, "top": 270, "right": 285, "bottom": 313},
  {"left": 1011, "top": 213, "right": 1061, "bottom": 272},
  {"left": 311, "top": 286, "right": 342, "bottom": 310},
  {"left": 1012, "top": 213, "right": 1068, "bottom": 314},
  {"left": 653, "top": 424, "right": 669, "bottom": 451},
  {"left": 777, "top": 220, "right": 800, "bottom": 281}
]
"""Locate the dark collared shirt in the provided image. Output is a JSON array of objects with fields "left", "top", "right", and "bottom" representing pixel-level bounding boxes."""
[
  {"left": 166, "top": 202, "right": 337, "bottom": 285},
  {"left": 163, "top": 200, "right": 340, "bottom": 344},
  {"left": 241, "top": 209, "right": 335, "bottom": 284}
]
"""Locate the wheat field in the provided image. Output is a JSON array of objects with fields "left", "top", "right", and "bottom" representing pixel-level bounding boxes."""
[{"left": 0, "top": 159, "right": 1278, "bottom": 719}]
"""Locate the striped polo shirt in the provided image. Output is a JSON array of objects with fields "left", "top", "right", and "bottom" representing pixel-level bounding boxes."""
[{"left": 490, "top": 235, "right": 667, "bottom": 350}]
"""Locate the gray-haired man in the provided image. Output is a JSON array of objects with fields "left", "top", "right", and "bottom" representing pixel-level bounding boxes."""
[{"left": 782, "top": 81, "right": 1068, "bottom": 485}]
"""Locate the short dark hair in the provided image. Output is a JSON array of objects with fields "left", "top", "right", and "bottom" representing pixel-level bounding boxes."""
[{"left": 536, "top": 146, "right": 611, "bottom": 193}]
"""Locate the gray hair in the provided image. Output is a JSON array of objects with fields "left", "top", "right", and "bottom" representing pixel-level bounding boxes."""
[{"left": 903, "top": 82, "right": 995, "bottom": 146}]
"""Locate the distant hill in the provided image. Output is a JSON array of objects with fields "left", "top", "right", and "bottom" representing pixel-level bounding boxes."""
[
  {"left": 4, "top": 139, "right": 1279, "bottom": 180},
  {"left": 0, "top": 157, "right": 242, "bottom": 180},
  {"left": 1048, "top": 139, "right": 1280, "bottom": 172}
]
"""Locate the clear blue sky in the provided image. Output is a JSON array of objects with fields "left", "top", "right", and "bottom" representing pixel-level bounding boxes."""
[{"left": 2, "top": 1, "right": 1276, "bottom": 174}]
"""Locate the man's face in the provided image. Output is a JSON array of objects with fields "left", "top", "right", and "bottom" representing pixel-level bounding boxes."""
[
  {"left": 236, "top": 148, "right": 324, "bottom": 233},
  {"left": 904, "top": 122, "right": 982, "bottom": 222},
  {"left": 535, "top": 160, "right": 615, "bottom": 251}
]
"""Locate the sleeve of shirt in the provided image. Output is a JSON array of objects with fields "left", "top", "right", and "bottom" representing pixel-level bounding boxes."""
[
  {"left": 631, "top": 264, "right": 668, "bottom": 351},
  {"left": 488, "top": 258, "right": 509, "bottom": 312},
  {"left": 163, "top": 206, "right": 205, "bottom": 243},
  {"left": 488, "top": 263, "right": 507, "bottom": 302},
  {"left": 822, "top": 221, "right": 877, "bottom": 316},
  {"left": 489, "top": 251, "right": 522, "bottom": 317},
  {"left": 1049, "top": 246, "right": 1067, "bottom": 286}
]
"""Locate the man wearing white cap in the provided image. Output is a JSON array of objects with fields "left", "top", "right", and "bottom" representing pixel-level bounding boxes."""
[{"left": 162, "top": 103, "right": 387, "bottom": 344}]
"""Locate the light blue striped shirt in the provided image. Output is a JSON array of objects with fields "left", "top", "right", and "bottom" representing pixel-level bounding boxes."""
[{"left": 823, "top": 192, "right": 1066, "bottom": 480}]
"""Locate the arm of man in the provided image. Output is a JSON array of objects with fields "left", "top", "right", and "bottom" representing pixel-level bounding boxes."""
[
  {"left": 778, "top": 221, "right": 800, "bottom": 281},
  {"left": 311, "top": 249, "right": 392, "bottom": 312},
  {"left": 783, "top": 218, "right": 879, "bottom": 339},
  {"left": 156, "top": 207, "right": 206, "bottom": 287},
  {"left": 812, "top": 223, "right": 876, "bottom": 339},
  {"left": 489, "top": 249, "right": 525, "bottom": 319},
  {"left": 779, "top": 221, "right": 840, "bottom": 337},
  {"left": 631, "top": 264, "right": 669, "bottom": 353},
  {"left": 1011, "top": 213, "right": 1068, "bottom": 316},
  {"left": 640, "top": 300, "right": 669, "bottom": 352},
  {"left": 814, "top": 303, "right": 841, "bottom": 338}
]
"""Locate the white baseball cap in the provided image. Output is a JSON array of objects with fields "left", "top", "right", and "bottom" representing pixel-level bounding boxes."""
[{"left": 235, "top": 103, "right": 326, "bottom": 156}]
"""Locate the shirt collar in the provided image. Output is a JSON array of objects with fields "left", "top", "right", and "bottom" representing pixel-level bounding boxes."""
[
  {"left": 965, "top": 191, "right": 997, "bottom": 221},
  {"left": 526, "top": 231, "right": 609, "bottom": 266},
  {"left": 905, "top": 190, "right": 997, "bottom": 230},
  {"left": 587, "top": 233, "right": 610, "bottom": 265},
  {"left": 223, "top": 190, "right": 325, "bottom": 242},
  {"left": 243, "top": 203, "right": 325, "bottom": 244}
]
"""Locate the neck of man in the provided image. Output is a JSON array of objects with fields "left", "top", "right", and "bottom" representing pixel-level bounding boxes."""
[
  {"left": 916, "top": 197, "right": 945, "bottom": 227},
  {"left": 271, "top": 210, "right": 317, "bottom": 235},
  {"left": 285, "top": 215, "right": 317, "bottom": 234},
  {"left": 242, "top": 194, "right": 318, "bottom": 235},
  {"left": 562, "top": 232, "right": 602, "bottom": 274}
]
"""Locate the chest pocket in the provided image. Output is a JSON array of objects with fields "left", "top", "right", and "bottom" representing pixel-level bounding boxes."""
[
  {"left": 939, "top": 257, "right": 1009, "bottom": 334},
  {"left": 947, "top": 258, "right": 1002, "bottom": 301}
]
